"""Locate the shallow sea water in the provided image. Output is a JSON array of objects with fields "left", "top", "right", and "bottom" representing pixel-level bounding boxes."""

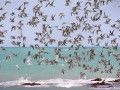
[{"left": 0, "top": 47, "right": 120, "bottom": 89}]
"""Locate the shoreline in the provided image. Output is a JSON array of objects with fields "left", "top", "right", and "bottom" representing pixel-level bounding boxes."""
[{"left": 0, "top": 77, "right": 120, "bottom": 89}]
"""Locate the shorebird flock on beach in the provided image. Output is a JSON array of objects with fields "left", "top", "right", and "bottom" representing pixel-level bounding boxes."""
[{"left": 0, "top": 0, "right": 120, "bottom": 47}]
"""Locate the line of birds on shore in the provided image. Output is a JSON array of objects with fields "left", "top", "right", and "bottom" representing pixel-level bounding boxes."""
[{"left": 0, "top": 0, "right": 120, "bottom": 47}]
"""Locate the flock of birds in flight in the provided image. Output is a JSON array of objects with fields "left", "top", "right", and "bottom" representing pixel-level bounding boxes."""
[
  {"left": 0, "top": 0, "right": 120, "bottom": 79},
  {"left": 0, "top": 0, "right": 120, "bottom": 47}
]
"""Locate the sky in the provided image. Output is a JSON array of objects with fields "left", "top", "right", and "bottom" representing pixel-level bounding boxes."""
[{"left": 0, "top": 0, "right": 120, "bottom": 47}]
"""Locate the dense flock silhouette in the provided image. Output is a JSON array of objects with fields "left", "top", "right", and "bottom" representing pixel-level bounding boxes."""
[
  {"left": 0, "top": 0, "right": 120, "bottom": 47},
  {"left": 0, "top": 0, "right": 120, "bottom": 79}
]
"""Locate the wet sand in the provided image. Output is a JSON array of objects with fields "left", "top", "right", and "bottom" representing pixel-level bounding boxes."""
[{"left": 0, "top": 86, "right": 120, "bottom": 90}]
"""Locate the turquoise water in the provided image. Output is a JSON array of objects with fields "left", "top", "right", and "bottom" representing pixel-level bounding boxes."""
[{"left": 0, "top": 47, "right": 120, "bottom": 82}]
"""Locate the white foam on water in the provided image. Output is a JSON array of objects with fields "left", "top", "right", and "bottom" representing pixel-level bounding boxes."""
[
  {"left": 0, "top": 77, "right": 31, "bottom": 87},
  {"left": 15, "top": 65, "right": 20, "bottom": 70},
  {"left": 0, "top": 77, "right": 120, "bottom": 89}
]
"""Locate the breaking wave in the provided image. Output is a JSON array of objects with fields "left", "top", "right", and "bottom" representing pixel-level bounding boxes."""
[{"left": 0, "top": 77, "right": 120, "bottom": 89}]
